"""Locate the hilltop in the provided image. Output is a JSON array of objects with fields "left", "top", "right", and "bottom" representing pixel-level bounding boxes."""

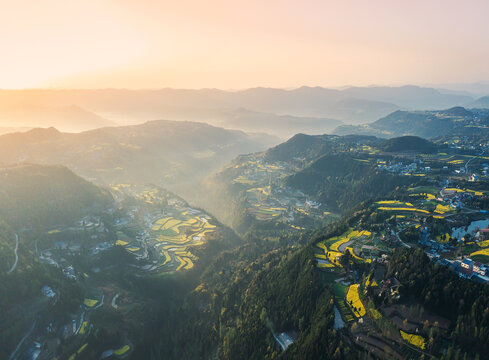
[
  {"left": 0, "top": 120, "right": 278, "bottom": 193},
  {"left": 0, "top": 163, "right": 112, "bottom": 227},
  {"left": 334, "top": 107, "right": 489, "bottom": 139},
  {"left": 380, "top": 136, "right": 437, "bottom": 153},
  {"left": 264, "top": 133, "right": 380, "bottom": 162}
]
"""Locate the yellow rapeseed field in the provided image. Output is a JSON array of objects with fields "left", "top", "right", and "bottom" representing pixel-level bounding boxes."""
[
  {"left": 470, "top": 248, "right": 489, "bottom": 257},
  {"left": 376, "top": 200, "right": 404, "bottom": 205},
  {"left": 400, "top": 330, "right": 426, "bottom": 349},
  {"left": 346, "top": 284, "right": 366, "bottom": 317},
  {"left": 327, "top": 251, "right": 343, "bottom": 266},
  {"left": 369, "top": 308, "right": 382, "bottom": 320},
  {"left": 114, "top": 345, "right": 130, "bottom": 356},
  {"left": 378, "top": 207, "right": 430, "bottom": 214},
  {"left": 84, "top": 299, "right": 98, "bottom": 308},
  {"left": 434, "top": 204, "right": 451, "bottom": 214},
  {"left": 478, "top": 240, "right": 489, "bottom": 247}
]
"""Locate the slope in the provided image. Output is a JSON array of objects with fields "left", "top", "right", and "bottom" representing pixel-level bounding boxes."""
[{"left": 0, "top": 120, "right": 279, "bottom": 193}]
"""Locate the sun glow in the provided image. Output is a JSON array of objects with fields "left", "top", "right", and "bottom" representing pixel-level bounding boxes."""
[{"left": 1, "top": 0, "right": 489, "bottom": 89}]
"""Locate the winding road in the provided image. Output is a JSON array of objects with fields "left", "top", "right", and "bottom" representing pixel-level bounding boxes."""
[
  {"left": 8, "top": 320, "right": 36, "bottom": 360},
  {"left": 393, "top": 230, "right": 411, "bottom": 248},
  {"left": 7, "top": 234, "right": 19, "bottom": 274}
]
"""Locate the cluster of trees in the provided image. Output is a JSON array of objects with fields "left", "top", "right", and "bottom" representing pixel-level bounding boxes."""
[
  {"left": 387, "top": 248, "right": 489, "bottom": 358},
  {"left": 379, "top": 135, "right": 437, "bottom": 153}
]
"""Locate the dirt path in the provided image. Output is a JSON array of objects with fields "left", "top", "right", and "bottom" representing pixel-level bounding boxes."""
[{"left": 111, "top": 294, "right": 120, "bottom": 309}]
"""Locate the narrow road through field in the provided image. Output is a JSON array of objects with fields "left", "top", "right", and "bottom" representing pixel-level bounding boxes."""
[
  {"left": 338, "top": 238, "right": 356, "bottom": 253},
  {"left": 7, "top": 234, "right": 19, "bottom": 274},
  {"left": 465, "top": 157, "right": 473, "bottom": 174},
  {"left": 394, "top": 230, "right": 410, "bottom": 248},
  {"left": 465, "top": 150, "right": 485, "bottom": 176}
]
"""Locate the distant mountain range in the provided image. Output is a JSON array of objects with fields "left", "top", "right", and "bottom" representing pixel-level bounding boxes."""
[
  {"left": 0, "top": 85, "right": 487, "bottom": 138},
  {"left": 215, "top": 108, "right": 342, "bottom": 138},
  {"left": 427, "top": 81, "right": 489, "bottom": 97},
  {"left": 0, "top": 104, "right": 115, "bottom": 132},
  {"left": 0, "top": 120, "right": 278, "bottom": 193},
  {"left": 468, "top": 96, "right": 489, "bottom": 108}
]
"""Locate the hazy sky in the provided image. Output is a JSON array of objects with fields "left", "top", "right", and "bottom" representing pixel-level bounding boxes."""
[{"left": 1, "top": 0, "right": 489, "bottom": 89}]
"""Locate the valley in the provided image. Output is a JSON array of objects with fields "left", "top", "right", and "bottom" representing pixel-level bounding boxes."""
[
  {"left": 4, "top": 111, "right": 489, "bottom": 360},
  {"left": 2, "top": 180, "right": 237, "bottom": 360},
  {"left": 5, "top": 1, "right": 489, "bottom": 359}
]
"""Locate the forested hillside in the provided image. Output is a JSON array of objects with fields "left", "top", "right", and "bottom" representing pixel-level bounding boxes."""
[
  {"left": 387, "top": 249, "right": 489, "bottom": 358},
  {"left": 0, "top": 163, "right": 112, "bottom": 227},
  {"left": 264, "top": 133, "right": 380, "bottom": 162},
  {"left": 136, "top": 228, "right": 360, "bottom": 360},
  {"left": 286, "top": 154, "right": 424, "bottom": 213}
]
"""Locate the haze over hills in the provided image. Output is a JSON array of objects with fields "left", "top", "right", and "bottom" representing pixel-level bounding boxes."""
[
  {"left": 0, "top": 86, "right": 488, "bottom": 360},
  {"left": 214, "top": 108, "right": 343, "bottom": 138},
  {"left": 428, "top": 81, "right": 489, "bottom": 97},
  {"left": 0, "top": 120, "right": 278, "bottom": 193},
  {"left": 6, "top": 0, "right": 489, "bottom": 358},
  {"left": 0, "top": 85, "right": 483, "bottom": 138},
  {"left": 0, "top": 104, "right": 115, "bottom": 132},
  {"left": 468, "top": 96, "right": 489, "bottom": 109},
  {"left": 5, "top": 107, "right": 489, "bottom": 360}
]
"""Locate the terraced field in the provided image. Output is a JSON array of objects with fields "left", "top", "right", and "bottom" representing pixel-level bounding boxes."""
[
  {"left": 111, "top": 184, "right": 218, "bottom": 273},
  {"left": 315, "top": 229, "right": 372, "bottom": 268},
  {"left": 149, "top": 211, "right": 216, "bottom": 272},
  {"left": 375, "top": 197, "right": 455, "bottom": 218}
]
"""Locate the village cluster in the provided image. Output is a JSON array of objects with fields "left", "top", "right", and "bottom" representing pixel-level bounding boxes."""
[{"left": 15, "top": 184, "right": 219, "bottom": 360}]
